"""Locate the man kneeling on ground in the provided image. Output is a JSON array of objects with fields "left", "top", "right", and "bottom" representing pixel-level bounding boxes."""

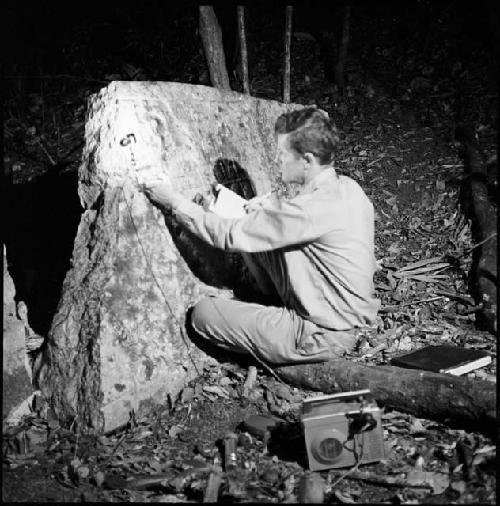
[{"left": 142, "top": 107, "right": 380, "bottom": 365}]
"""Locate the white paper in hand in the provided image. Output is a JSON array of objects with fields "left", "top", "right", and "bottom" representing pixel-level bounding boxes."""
[{"left": 208, "top": 184, "right": 248, "bottom": 219}]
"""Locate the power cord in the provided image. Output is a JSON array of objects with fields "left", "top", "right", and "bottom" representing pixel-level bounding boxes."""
[
  {"left": 330, "top": 403, "right": 376, "bottom": 488},
  {"left": 330, "top": 431, "right": 366, "bottom": 489},
  {"left": 118, "top": 133, "right": 201, "bottom": 375},
  {"left": 119, "top": 133, "right": 287, "bottom": 384}
]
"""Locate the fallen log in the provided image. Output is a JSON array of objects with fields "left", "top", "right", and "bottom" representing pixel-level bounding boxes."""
[
  {"left": 456, "top": 125, "right": 497, "bottom": 334},
  {"left": 276, "top": 359, "right": 496, "bottom": 436}
]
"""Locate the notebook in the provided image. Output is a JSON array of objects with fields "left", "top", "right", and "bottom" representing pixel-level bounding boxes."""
[
  {"left": 208, "top": 184, "right": 248, "bottom": 219},
  {"left": 391, "top": 345, "right": 492, "bottom": 376}
]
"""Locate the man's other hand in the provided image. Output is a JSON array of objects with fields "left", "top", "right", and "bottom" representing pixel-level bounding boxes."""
[{"left": 142, "top": 182, "right": 183, "bottom": 209}]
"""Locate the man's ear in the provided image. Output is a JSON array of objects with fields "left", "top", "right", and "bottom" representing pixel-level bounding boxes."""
[{"left": 303, "top": 152, "right": 315, "bottom": 166}]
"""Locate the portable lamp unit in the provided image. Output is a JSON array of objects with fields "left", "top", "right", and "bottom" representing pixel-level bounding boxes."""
[{"left": 301, "top": 389, "right": 385, "bottom": 471}]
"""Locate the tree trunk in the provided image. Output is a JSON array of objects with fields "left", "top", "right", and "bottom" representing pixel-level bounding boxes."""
[
  {"left": 237, "top": 6, "right": 250, "bottom": 95},
  {"left": 456, "top": 125, "right": 497, "bottom": 334},
  {"left": 283, "top": 6, "right": 293, "bottom": 103},
  {"left": 334, "top": 4, "right": 351, "bottom": 89},
  {"left": 199, "top": 6, "right": 231, "bottom": 90},
  {"left": 277, "top": 359, "right": 496, "bottom": 436}
]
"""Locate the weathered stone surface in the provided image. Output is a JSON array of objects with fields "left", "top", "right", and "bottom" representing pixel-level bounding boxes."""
[
  {"left": 38, "top": 81, "right": 301, "bottom": 433},
  {"left": 3, "top": 245, "right": 33, "bottom": 419}
]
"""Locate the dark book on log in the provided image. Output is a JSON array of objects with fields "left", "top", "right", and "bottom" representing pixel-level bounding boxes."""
[{"left": 391, "top": 345, "right": 491, "bottom": 376}]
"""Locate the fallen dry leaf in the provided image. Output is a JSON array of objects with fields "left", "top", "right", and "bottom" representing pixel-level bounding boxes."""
[
  {"left": 406, "top": 470, "right": 449, "bottom": 495},
  {"left": 168, "top": 425, "right": 183, "bottom": 439},
  {"left": 203, "top": 385, "right": 231, "bottom": 399}
]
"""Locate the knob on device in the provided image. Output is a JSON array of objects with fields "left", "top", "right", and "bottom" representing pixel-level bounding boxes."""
[{"left": 310, "top": 428, "right": 346, "bottom": 464}]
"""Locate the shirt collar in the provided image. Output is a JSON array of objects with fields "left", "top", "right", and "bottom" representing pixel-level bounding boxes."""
[{"left": 301, "top": 168, "right": 338, "bottom": 195}]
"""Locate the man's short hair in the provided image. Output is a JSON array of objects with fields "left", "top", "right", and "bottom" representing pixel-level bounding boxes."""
[{"left": 274, "top": 107, "right": 340, "bottom": 165}]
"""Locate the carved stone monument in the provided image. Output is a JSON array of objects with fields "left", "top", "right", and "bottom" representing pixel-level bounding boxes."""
[{"left": 38, "top": 81, "right": 300, "bottom": 433}]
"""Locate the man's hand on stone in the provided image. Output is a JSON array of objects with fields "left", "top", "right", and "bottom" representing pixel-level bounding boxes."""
[
  {"left": 141, "top": 182, "right": 183, "bottom": 210},
  {"left": 193, "top": 188, "right": 216, "bottom": 211}
]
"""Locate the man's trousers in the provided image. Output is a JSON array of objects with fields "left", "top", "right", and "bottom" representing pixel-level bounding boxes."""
[{"left": 189, "top": 252, "right": 358, "bottom": 365}]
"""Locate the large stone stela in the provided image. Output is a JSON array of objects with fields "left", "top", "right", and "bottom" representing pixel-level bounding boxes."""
[{"left": 38, "top": 81, "right": 301, "bottom": 433}]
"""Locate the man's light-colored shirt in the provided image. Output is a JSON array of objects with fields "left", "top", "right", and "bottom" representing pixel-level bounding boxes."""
[{"left": 173, "top": 169, "right": 380, "bottom": 330}]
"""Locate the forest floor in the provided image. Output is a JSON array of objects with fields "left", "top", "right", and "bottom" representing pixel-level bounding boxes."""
[{"left": 2, "top": 4, "right": 497, "bottom": 504}]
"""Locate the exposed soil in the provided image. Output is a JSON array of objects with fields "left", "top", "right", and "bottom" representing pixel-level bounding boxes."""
[{"left": 3, "top": 2, "right": 497, "bottom": 503}]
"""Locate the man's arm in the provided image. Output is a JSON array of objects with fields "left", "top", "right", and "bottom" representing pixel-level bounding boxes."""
[
  {"left": 142, "top": 182, "right": 185, "bottom": 210},
  {"left": 142, "top": 182, "right": 330, "bottom": 253}
]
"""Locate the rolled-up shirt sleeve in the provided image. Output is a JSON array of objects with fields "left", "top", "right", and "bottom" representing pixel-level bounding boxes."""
[{"left": 173, "top": 196, "right": 329, "bottom": 253}]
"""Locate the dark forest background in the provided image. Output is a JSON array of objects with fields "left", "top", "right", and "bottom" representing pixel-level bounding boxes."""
[{"left": 3, "top": 1, "right": 499, "bottom": 102}]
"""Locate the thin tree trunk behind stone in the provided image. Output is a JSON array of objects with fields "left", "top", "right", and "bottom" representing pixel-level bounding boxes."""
[
  {"left": 199, "top": 6, "right": 231, "bottom": 90},
  {"left": 334, "top": 4, "right": 351, "bottom": 89},
  {"left": 283, "top": 6, "right": 293, "bottom": 103},
  {"left": 237, "top": 6, "right": 250, "bottom": 94}
]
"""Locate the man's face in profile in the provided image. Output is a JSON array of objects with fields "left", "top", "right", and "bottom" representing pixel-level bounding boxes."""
[{"left": 276, "top": 133, "right": 306, "bottom": 184}]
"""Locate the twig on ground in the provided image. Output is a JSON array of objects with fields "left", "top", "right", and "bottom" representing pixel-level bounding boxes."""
[
  {"left": 464, "top": 232, "right": 497, "bottom": 253},
  {"left": 343, "top": 470, "right": 434, "bottom": 489},
  {"left": 407, "top": 296, "right": 444, "bottom": 305},
  {"left": 361, "top": 342, "right": 388, "bottom": 357},
  {"left": 35, "top": 138, "right": 57, "bottom": 166},
  {"left": 367, "top": 155, "right": 386, "bottom": 167},
  {"left": 242, "top": 366, "right": 258, "bottom": 396},
  {"left": 203, "top": 470, "right": 223, "bottom": 502},
  {"left": 73, "top": 432, "right": 79, "bottom": 458},
  {"left": 330, "top": 462, "right": 361, "bottom": 489},
  {"left": 103, "top": 433, "right": 127, "bottom": 467},
  {"left": 125, "top": 473, "right": 173, "bottom": 490},
  {"left": 434, "top": 290, "right": 475, "bottom": 305},
  {"left": 380, "top": 296, "right": 445, "bottom": 312}
]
